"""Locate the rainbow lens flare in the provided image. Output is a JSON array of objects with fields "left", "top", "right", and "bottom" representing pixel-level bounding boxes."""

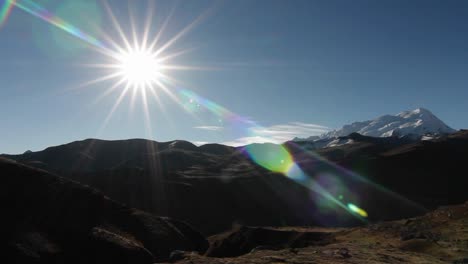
[
  {"left": 179, "top": 89, "right": 233, "bottom": 118},
  {"left": 0, "top": 0, "right": 16, "bottom": 27},
  {"left": 347, "top": 203, "right": 368, "bottom": 217},
  {"left": 12, "top": 0, "right": 105, "bottom": 49},
  {"left": 244, "top": 143, "right": 294, "bottom": 174},
  {"left": 177, "top": 88, "right": 369, "bottom": 221}
]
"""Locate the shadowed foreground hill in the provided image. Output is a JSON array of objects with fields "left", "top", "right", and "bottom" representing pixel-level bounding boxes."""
[
  {"left": 0, "top": 158, "right": 208, "bottom": 264},
  {"left": 2, "top": 139, "right": 329, "bottom": 234}
]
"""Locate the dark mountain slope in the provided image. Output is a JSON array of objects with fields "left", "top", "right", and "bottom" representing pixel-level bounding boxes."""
[
  {"left": 293, "top": 130, "right": 468, "bottom": 207},
  {"left": 0, "top": 157, "right": 207, "bottom": 263},
  {"left": 3, "top": 139, "right": 328, "bottom": 234},
  {"left": 3, "top": 131, "right": 468, "bottom": 235}
]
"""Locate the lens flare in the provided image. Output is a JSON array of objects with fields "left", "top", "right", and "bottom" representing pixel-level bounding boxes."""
[
  {"left": 244, "top": 143, "right": 294, "bottom": 174},
  {"left": 175, "top": 88, "right": 369, "bottom": 221},
  {"left": 0, "top": 0, "right": 14, "bottom": 23},
  {"left": 179, "top": 89, "right": 236, "bottom": 119},
  {"left": 347, "top": 203, "right": 368, "bottom": 218},
  {"left": 0, "top": 0, "right": 16, "bottom": 27},
  {"left": 10, "top": 0, "right": 105, "bottom": 49},
  {"left": 289, "top": 141, "right": 426, "bottom": 213}
]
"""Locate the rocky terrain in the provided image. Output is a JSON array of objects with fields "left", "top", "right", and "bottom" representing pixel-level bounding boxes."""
[{"left": 163, "top": 202, "right": 468, "bottom": 263}]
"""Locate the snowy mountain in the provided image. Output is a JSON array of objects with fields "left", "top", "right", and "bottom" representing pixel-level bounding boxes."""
[{"left": 294, "top": 108, "right": 456, "bottom": 147}]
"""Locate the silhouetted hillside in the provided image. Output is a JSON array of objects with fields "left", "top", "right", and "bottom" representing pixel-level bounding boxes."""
[
  {"left": 0, "top": 157, "right": 207, "bottom": 263},
  {"left": 4, "top": 131, "right": 468, "bottom": 235},
  {"left": 3, "top": 139, "right": 329, "bottom": 234}
]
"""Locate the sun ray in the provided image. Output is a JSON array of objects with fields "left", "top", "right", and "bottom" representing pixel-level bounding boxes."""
[
  {"left": 128, "top": 84, "right": 139, "bottom": 114},
  {"left": 78, "top": 71, "right": 122, "bottom": 88},
  {"left": 91, "top": 78, "right": 127, "bottom": 106},
  {"left": 146, "top": 83, "right": 181, "bottom": 137},
  {"left": 154, "top": 80, "right": 180, "bottom": 104},
  {"left": 159, "top": 64, "right": 216, "bottom": 71},
  {"left": 127, "top": 0, "right": 139, "bottom": 51},
  {"left": 79, "top": 63, "right": 122, "bottom": 69},
  {"left": 141, "top": 0, "right": 155, "bottom": 51},
  {"left": 50, "top": 73, "right": 121, "bottom": 97},
  {"left": 147, "top": 3, "right": 176, "bottom": 51},
  {"left": 147, "top": 84, "right": 165, "bottom": 113},
  {"left": 98, "top": 83, "right": 131, "bottom": 135},
  {"left": 140, "top": 86, "right": 154, "bottom": 137},
  {"left": 95, "top": 27, "right": 126, "bottom": 55},
  {"left": 85, "top": 40, "right": 119, "bottom": 60},
  {"left": 155, "top": 47, "right": 197, "bottom": 63},
  {"left": 153, "top": 10, "right": 209, "bottom": 57},
  {"left": 102, "top": 0, "right": 132, "bottom": 51},
  {"left": 156, "top": 73, "right": 186, "bottom": 86}
]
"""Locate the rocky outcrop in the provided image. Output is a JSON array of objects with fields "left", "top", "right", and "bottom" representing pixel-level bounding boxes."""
[
  {"left": 206, "top": 225, "right": 334, "bottom": 257},
  {"left": 161, "top": 202, "right": 468, "bottom": 264}
]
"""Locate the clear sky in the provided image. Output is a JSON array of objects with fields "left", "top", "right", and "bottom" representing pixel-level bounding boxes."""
[{"left": 1, "top": 0, "right": 468, "bottom": 154}]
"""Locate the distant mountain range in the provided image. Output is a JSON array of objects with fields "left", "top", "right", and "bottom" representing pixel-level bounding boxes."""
[{"left": 293, "top": 108, "right": 456, "bottom": 148}]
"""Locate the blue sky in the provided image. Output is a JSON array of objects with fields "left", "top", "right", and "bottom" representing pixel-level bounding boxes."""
[{"left": 1, "top": 0, "right": 468, "bottom": 154}]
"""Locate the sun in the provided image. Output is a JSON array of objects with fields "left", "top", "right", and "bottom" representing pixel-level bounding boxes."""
[
  {"left": 115, "top": 49, "right": 163, "bottom": 88},
  {"left": 75, "top": 0, "right": 212, "bottom": 135}
]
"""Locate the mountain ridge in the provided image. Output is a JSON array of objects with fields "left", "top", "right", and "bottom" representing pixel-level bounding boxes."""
[
  {"left": 3, "top": 131, "right": 468, "bottom": 235},
  {"left": 293, "top": 108, "right": 456, "bottom": 146}
]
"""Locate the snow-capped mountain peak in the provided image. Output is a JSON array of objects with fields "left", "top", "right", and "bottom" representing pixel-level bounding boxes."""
[
  {"left": 294, "top": 108, "right": 456, "bottom": 146},
  {"left": 320, "top": 107, "right": 455, "bottom": 139}
]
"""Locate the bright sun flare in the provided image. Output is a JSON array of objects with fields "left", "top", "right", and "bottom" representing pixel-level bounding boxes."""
[
  {"left": 116, "top": 49, "right": 163, "bottom": 88},
  {"left": 77, "top": 0, "right": 210, "bottom": 133}
]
